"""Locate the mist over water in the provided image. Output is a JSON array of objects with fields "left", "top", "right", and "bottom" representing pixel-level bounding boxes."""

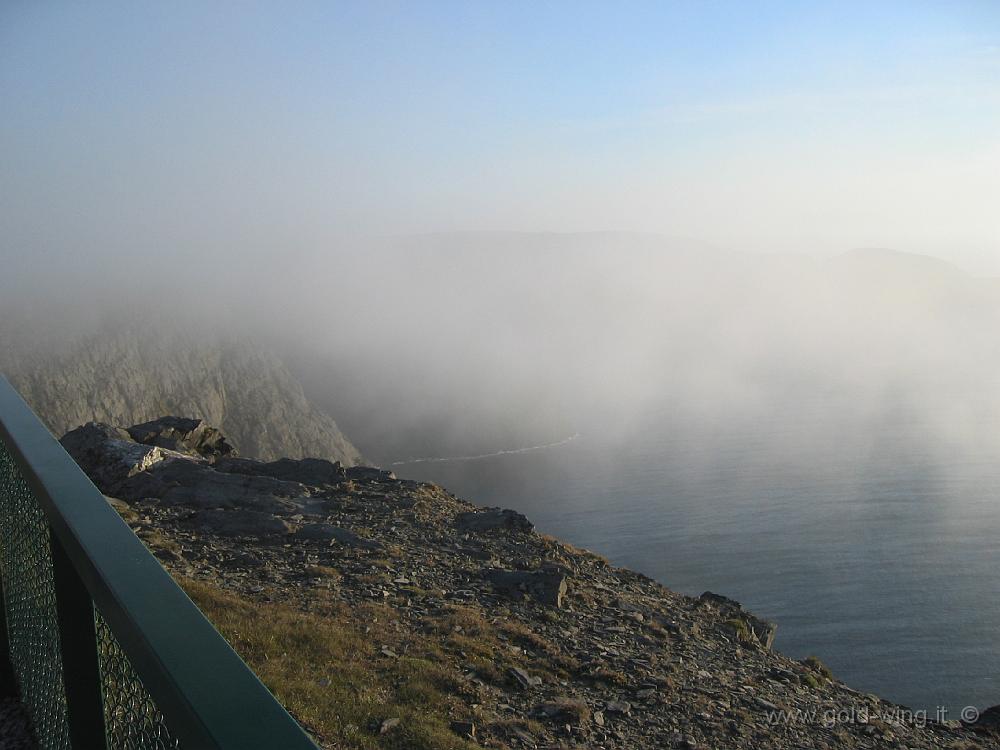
[{"left": 4, "top": 232, "right": 1000, "bottom": 712}]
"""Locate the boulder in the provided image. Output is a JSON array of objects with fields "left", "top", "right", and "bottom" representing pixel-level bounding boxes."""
[
  {"left": 345, "top": 466, "right": 395, "bottom": 482},
  {"left": 449, "top": 721, "right": 475, "bottom": 739},
  {"left": 215, "top": 456, "right": 346, "bottom": 486},
  {"left": 604, "top": 701, "right": 632, "bottom": 715},
  {"left": 509, "top": 666, "right": 543, "bottom": 688},
  {"left": 378, "top": 717, "right": 400, "bottom": 735},
  {"left": 60, "top": 422, "right": 195, "bottom": 495},
  {"left": 207, "top": 457, "right": 266, "bottom": 476},
  {"left": 537, "top": 698, "right": 590, "bottom": 725},
  {"left": 455, "top": 508, "right": 534, "bottom": 534},
  {"left": 61, "top": 418, "right": 316, "bottom": 515},
  {"left": 972, "top": 704, "right": 1000, "bottom": 730},
  {"left": 484, "top": 568, "right": 567, "bottom": 607},
  {"left": 160, "top": 469, "right": 306, "bottom": 512},
  {"left": 127, "top": 416, "right": 235, "bottom": 460},
  {"left": 116, "top": 458, "right": 307, "bottom": 513}
]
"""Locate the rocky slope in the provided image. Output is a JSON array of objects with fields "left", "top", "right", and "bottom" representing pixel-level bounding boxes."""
[
  {"left": 62, "top": 417, "right": 1000, "bottom": 750},
  {"left": 2, "top": 326, "right": 360, "bottom": 465}
]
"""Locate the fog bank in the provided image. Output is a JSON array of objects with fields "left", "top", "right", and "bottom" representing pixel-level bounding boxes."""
[{"left": 3, "top": 233, "right": 998, "bottom": 470}]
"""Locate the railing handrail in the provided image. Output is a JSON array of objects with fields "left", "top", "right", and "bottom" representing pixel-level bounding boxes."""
[{"left": 0, "top": 375, "right": 319, "bottom": 749}]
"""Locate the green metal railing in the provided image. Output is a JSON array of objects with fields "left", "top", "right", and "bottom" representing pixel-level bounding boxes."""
[{"left": 0, "top": 376, "right": 319, "bottom": 750}]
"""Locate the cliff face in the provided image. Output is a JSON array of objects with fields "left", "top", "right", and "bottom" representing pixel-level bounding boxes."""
[{"left": 1, "top": 327, "right": 361, "bottom": 466}]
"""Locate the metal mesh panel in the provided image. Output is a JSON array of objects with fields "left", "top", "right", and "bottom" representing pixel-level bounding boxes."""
[
  {"left": 0, "top": 440, "right": 72, "bottom": 750},
  {"left": 0, "top": 441, "right": 181, "bottom": 750},
  {"left": 0, "top": 384, "right": 313, "bottom": 749},
  {"left": 95, "top": 608, "right": 180, "bottom": 750}
]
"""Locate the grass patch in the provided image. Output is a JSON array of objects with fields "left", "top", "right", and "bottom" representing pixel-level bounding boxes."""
[
  {"left": 425, "top": 606, "right": 492, "bottom": 637},
  {"left": 801, "top": 655, "right": 834, "bottom": 680},
  {"left": 304, "top": 564, "right": 342, "bottom": 581},
  {"left": 135, "top": 528, "right": 182, "bottom": 559},
  {"left": 498, "top": 619, "right": 579, "bottom": 675},
  {"left": 724, "top": 617, "right": 751, "bottom": 642},
  {"left": 583, "top": 665, "right": 630, "bottom": 687},
  {"left": 179, "top": 578, "right": 478, "bottom": 750}
]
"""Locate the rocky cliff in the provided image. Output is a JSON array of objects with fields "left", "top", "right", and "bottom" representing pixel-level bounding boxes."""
[
  {"left": 1, "top": 326, "right": 360, "bottom": 465},
  {"left": 59, "top": 416, "right": 1000, "bottom": 750}
]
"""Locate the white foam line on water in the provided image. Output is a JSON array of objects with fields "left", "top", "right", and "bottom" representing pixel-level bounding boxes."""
[{"left": 391, "top": 433, "right": 581, "bottom": 466}]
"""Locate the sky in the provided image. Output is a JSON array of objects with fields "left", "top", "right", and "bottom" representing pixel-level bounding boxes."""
[{"left": 2, "top": 1, "right": 999, "bottom": 274}]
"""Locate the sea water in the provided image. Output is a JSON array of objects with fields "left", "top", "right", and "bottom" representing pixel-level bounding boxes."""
[{"left": 393, "top": 408, "right": 1000, "bottom": 713}]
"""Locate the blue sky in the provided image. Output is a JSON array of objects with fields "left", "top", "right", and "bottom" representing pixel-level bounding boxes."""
[{"left": 2, "top": 1, "right": 999, "bottom": 270}]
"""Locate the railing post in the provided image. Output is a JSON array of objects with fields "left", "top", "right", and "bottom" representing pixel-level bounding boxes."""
[
  {"left": 50, "top": 529, "right": 109, "bottom": 750},
  {"left": 0, "top": 571, "right": 16, "bottom": 697}
]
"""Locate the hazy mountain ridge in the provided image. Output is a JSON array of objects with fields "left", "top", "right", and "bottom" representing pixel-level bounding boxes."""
[
  {"left": 278, "top": 238, "right": 1000, "bottom": 465},
  {"left": 0, "top": 325, "right": 361, "bottom": 466}
]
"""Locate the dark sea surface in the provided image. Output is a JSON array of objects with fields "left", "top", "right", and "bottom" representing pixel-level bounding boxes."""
[{"left": 390, "top": 409, "right": 1000, "bottom": 714}]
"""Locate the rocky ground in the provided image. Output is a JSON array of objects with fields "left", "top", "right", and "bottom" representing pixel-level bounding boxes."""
[
  {"left": 61, "top": 417, "right": 1000, "bottom": 750},
  {"left": 0, "top": 695, "right": 37, "bottom": 750}
]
